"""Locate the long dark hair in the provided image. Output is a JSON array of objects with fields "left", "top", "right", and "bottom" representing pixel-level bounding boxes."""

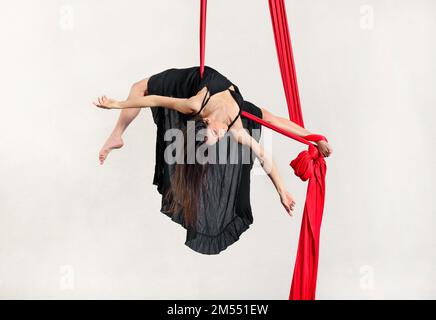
[{"left": 164, "top": 116, "right": 209, "bottom": 228}]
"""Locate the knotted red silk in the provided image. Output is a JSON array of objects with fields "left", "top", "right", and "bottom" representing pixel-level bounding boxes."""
[{"left": 199, "top": 0, "right": 328, "bottom": 300}]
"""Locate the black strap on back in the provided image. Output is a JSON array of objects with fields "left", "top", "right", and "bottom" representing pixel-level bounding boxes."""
[
  {"left": 192, "top": 87, "right": 241, "bottom": 130},
  {"left": 227, "top": 88, "right": 241, "bottom": 131},
  {"left": 192, "top": 87, "right": 211, "bottom": 117}
]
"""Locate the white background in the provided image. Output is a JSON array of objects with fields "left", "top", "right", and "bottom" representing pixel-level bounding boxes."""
[{"left": 0, "top": 0, "right": 435, "bottom": 299}]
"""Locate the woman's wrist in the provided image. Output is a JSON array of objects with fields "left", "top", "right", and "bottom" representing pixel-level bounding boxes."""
[
  {"left": 276, "top": 185, "right": 285, "bottom": 196},
  {"left": 118, "top": 100, "right": 127, "bottom": 109}
]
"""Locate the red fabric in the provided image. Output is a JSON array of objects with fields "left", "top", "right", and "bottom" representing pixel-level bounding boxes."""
[
  {"left": 242, "top": 109, "right": 328, "bottom": 299},
  {"left": 288, "top": 145, "right": 326, "bottom": 300},
  {"left": 268, "top": 0, "right": 304, "bottom": 126},
  {"left": 198, "top": 0, "right": 328, "bottom": 300},
  {"left": 268, "top": 0, "right": 328, "bottom": 300},
  {"left": 199, "top": 0, "right": 207, "bottom": 79}
]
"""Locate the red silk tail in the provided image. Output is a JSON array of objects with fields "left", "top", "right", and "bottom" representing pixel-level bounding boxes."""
[{"left": 288, "top": 143, "right": 327, "bottom": 300}]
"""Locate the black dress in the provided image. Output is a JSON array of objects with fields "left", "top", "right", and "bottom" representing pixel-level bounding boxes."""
[{"left": 147, "top": 66, "right": 263, "bottom": 255}]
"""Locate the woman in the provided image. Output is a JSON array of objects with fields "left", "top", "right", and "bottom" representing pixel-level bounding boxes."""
[{"left": 94, "top": 66, "right": 332, "bottom": 254}]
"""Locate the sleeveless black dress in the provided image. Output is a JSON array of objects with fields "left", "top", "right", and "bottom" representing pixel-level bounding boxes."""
[{"left": 147, "top": 66, "right": 263, "bottom": 255}]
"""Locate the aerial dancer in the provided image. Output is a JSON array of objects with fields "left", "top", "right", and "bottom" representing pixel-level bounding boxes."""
[{"left": 94, "top": 66, "right": 332, "bottom": 254}]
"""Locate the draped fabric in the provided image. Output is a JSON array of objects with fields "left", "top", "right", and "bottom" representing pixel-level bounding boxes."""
[
  {"left": 198, "top": 0, "right": 328, "bottom": 299},
  {"left": 148, "top": 66, "right": 263, "bottom": 255},
  {"left": 267, "top": 0, "right": 328, "bottom": 300}
]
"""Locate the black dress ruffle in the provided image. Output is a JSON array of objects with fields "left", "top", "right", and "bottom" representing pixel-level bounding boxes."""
[{"left": 147, "top": 66, "right": 263, "bottom": 254}]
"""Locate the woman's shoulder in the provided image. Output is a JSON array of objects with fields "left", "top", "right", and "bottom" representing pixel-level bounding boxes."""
[{"left": 201, "top": 66, "right": 234, "bottom": 94}]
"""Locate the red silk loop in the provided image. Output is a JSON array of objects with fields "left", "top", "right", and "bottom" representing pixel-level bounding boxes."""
[
  {"left": 290, "top": 144, "right": 324, "bottom": 182},
  {"left": 304, "top": 134, "right": 328, "bottom": 143}
]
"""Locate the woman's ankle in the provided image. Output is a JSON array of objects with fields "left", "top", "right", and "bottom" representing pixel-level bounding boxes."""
[{"left": 111, "top": 129, "right": 124, "bottom": 138}]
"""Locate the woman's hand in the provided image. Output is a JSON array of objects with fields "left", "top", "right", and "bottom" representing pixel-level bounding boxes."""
[
  {"left": 280, "top": 190, "right": 296, "bottom": 217},
  {"left": 93, "top": 96, "right": 123, "bottom": 109},
  {"left": 316, "top": 140, "right": 333, "bottom": 157}
]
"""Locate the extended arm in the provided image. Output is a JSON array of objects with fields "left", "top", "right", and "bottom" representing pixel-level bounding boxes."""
[
  {"left": 231, "top": 129, "right": 296, "bottom": 216},
  {"left": 261, "top": 107, "right": 333, "bottom": 157},
  {"left": 94, "top": 94, "right": 196, "bottom": 115}
]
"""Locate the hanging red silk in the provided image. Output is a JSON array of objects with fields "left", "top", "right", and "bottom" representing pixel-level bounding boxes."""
[
  {"left": 199, "top": 0, "right": 207, "bottom": 79},
  {"left": 198, "top": 0, "right": 328, "bottom": 300},
  {"left": 268, "top": 0, "right": 304, "bottom": 126},
  {"left": 267, "top": 0, "right": 328, "bottom": 299}
]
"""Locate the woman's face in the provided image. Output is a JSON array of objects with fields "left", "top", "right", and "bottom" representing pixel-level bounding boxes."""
[{"left": 203, "top": 118, "right": 227, "bottom": 145}]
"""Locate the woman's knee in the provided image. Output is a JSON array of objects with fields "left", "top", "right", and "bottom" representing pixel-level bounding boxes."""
[{"left": 131, "top": 78, "right": 149, "bottom": 96}]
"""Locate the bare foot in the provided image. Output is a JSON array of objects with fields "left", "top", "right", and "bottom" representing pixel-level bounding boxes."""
[{"left": 99, "top": 134, "right": 124, "bottom": 165}]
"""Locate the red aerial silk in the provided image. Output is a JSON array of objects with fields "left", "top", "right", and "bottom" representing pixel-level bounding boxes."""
[
  {"left": 199, "top": 0, "right": 207, "bottom": 79},
  {"left": 267, "top": 0, "right": 328, "bottom": 299},
  {"left": 198, "top": 0, "right": 328, "bottom": 300}
]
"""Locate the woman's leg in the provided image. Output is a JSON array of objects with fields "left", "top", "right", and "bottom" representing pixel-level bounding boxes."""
[{"left": 99, "top": 78, "right": 149, "bottom": 164}]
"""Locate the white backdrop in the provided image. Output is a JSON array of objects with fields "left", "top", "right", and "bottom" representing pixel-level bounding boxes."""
[{"left": 0, "top": 0, "right": 435, "bottom": 299}]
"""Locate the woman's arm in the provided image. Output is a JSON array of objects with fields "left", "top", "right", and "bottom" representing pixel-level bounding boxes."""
[
  {"left": 261, "top": 107, "right": 333, "bottom": 157},
  {"left": 93, "top": 95, "right": 197, "bottom": 115},
  {"left": 231, "top": 129, "right": 296, "bottom": 216},
  {"left": 261, "top": 107, "right": 311, "bottom": 137}
]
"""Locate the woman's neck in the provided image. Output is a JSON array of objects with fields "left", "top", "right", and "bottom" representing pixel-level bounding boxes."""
[{"left": 202, "top": 91, "right": 237, "bottom": 125}]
